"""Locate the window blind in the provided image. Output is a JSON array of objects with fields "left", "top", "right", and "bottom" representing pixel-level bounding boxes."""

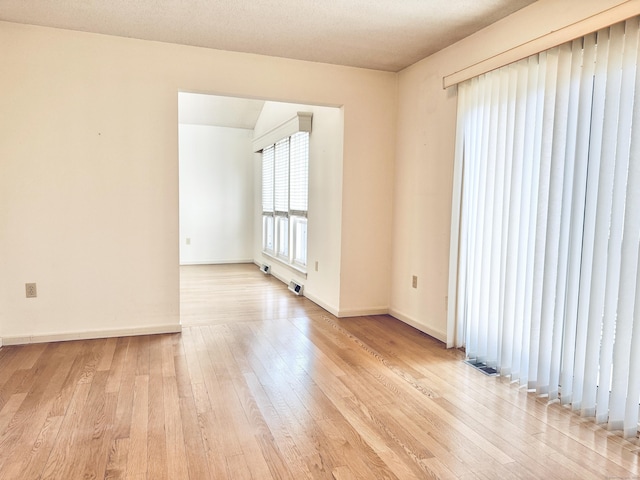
[
  {"left": 289, "top": 132, "right": 309, "bottom": 213},
  {"left": 260, "top": 119, "right": 310, "bottom": 270},
  {"left": 262, "top": 145, "right": 274, "bottom": 213},
  {"left": 451, "top": 16, "right": 640, "bottom": 438},
  {"left": 274, "top": 139, "right": 289, "bottom": 213}
]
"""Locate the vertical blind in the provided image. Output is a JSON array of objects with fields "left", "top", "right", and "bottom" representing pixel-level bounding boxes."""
[{"left": 452, "top": 16, "right": 640, "bottom": 437}]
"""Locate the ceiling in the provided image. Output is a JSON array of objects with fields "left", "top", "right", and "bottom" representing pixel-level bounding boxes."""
[{"left": 0, "top": 0, "right": 536, "bottom": 72}]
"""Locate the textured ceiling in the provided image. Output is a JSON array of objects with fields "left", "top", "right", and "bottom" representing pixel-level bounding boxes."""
[{"left": 0, "top": 0, "right": 536, "bottom": 72}]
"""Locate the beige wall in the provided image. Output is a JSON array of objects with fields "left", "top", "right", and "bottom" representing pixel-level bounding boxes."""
[
  {"left": 0, "top": 21, "right": 396, "bottom": 343},
  {"left": 390, "top": 0, "right": 633, "bottom": 341},
  {"left": 1, "top": 0, "right": 632, "bottom": 345}
]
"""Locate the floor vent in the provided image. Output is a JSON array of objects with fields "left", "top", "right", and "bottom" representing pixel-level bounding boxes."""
[
  {"left": 288, "top": 280, "right": 304, "bottom": 296},
  {"left": 260, "top": 264, "right": 271, "bottom": 275},
  {"left": 465, "top": 360, "right": 498, "bottom": 376}
]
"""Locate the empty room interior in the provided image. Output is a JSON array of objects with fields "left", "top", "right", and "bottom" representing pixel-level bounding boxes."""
[{"left": 2, "top": 0, "right": 640, "bottom": 478}]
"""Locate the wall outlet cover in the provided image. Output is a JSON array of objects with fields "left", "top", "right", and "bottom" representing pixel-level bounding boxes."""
[{"left": 25, "top": 283, "right": 37, "bottom": 298}]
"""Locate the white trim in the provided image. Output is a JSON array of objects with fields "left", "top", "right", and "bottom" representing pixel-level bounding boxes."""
[
  {"left": 252, "top": 112, "right": 312, "bottom": 152},
  {"left": 261, "top": 251, "right": 307, "bottom": 278},
  {"left": 302, "top": 291, "right": 340, "bottom": 317},
  {"left": 446, "top": 81, "right": 466, "bottom": 348},
  {"left": 180, "top": 259, "right": 254, "bottom": 265},
  {"left": 389, "top": 308, "right": 447, "bottom": 343},
  {"left": 252, "top": 260, "right": 386, "bottom": 320},
  {"left": 443, "top": 1, "right": 640, "bottom": 88},
  {"left": 267, "top": 265, "right": 305, "bottom": 288},
  {"left": 337, "top": 307, "right": 389, "bottom": 318},
  {"left": 1, "top": 324, "right": 182, "bottom": 346}
]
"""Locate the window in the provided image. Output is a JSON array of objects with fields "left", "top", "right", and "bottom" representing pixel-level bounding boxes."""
[
  {"left": 449, "top": 17, "right": 640, "bottom": 438},
  {"left": 262, "top": 131, "right": 309, "bottom": 270}
]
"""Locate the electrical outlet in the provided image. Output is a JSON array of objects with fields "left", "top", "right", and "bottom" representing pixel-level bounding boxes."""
[
  {"left": 186, "top": 237, "right": 191, "bottom": 245},
  {"left": 25, "top": 283, "right": 37, "bottom": 298},
  {"left": 315, "top": 261, "right": 319, "bottom": 272},
  {"left": 412, "top": 275, "right": 418, "bottom": 288}
]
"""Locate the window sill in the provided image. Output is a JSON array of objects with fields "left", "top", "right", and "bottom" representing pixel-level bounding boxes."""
[{"left": 262, "top": 251, "right": 307, "bottom": 278}]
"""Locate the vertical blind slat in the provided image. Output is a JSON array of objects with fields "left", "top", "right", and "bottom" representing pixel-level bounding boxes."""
[{"left": 610, "top": 17, "right": 640, "bottom": 431}]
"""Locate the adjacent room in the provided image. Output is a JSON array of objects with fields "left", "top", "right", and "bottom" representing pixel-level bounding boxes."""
[{"left": 2, "top": 0, "right": 640, "bottom": 478}]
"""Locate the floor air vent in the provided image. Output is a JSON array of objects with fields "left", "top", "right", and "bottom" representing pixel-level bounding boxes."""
[
  {"left": 288, "top": 280, "right": 304, "bottom": 296},
  {"left": 465, "top": 360, "right": 498, "bottom": 376}
]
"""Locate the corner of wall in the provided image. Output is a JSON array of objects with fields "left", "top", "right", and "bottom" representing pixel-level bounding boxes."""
[{"left": 388, "top": 308, "right": 447, "bottom": 343}]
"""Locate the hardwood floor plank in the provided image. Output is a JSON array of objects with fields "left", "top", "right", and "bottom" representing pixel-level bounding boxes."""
[
  {"left": 178, "top": 395, "right": 212, "bottom": 480},
  {"left": 161, "top": 333, "right": 177, "bottom": 378},
  {"left": 331, "top": 464, "right": 358, "bottom": 480},
  {"left": 112, "top": 337, "right": 137, "bottom": 440},
  {"left": 0, "top": 392, "right": 27, "bottom": 438},
  {"left": 63, "top": 371, "right": 115, "bottom": 479},
  {"left": 19, "top": 414, "right": 65, "bottom": 480},
  {"left": 162, "top": 374, "right": 190, "bottom": 479},
  {"left": 105, "top": 336, "right": 130, "bottom": 393},
  {"left": 104, "top": 437, "right": 130, "bottom": 480},
  {"left": 40, "top": 381, "right": 93, "bottom": 479},
  {"left": 197, "top": 410, "right": 229, "bottom": 479},
  {"left": 126, "top": 374, "right": 149, "bottom": 478},
  {"left": 240, "top": 372, "right": 295, "bottom": 480},
  {"left": 147, "top": 338, "right": 168, "bottom": 480},
  {"left": 242, "top": 370, "right": 314, "bottom": 479},
  {"left": 0, "top": 343, "right": 78, "bottom": 476},
  {"left": 225, "top": 453, "right": 253, "bottom": 480},
  {"left": 135, "top": 335, "right": 150, "bottom": 376},
  {"left": 98, "top": 337, "right": 119, "bottom": 371}
]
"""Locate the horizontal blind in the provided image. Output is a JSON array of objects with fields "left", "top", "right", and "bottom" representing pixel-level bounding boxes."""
[
  {"left": 262, "top": 145, "right": 274, "bottom": 213},
  {"left": 274, "top": 139, "right": 289, "bottom": 213},
  {"left": 289, "top": 132, "right": 309, "bottom": 213}
]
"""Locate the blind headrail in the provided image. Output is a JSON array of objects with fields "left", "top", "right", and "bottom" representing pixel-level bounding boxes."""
[
  {"left": 252, "top": 112, "right": 312, "bottom": 152},
  {"left": 443, "top": 1, "right": 640, "bottom": 89}
]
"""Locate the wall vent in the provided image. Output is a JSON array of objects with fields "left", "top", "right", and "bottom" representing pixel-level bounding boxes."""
[
  {"left": 260, "top": 264, "right": 271, "bottom": 275},
  {"left": 288, "top": 280, "right": 304, "bottom": 296}
]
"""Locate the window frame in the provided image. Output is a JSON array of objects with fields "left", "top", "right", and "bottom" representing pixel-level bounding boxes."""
[{"left": 261, "top": 131, "right": 309, "bottom": 272}]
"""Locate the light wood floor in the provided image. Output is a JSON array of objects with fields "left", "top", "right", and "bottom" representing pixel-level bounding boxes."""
[{"left": 0, "top": 264, "right": 638, "bottom": 479}]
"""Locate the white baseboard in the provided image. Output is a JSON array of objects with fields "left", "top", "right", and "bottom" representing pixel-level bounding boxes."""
[
  {"left": 1, "top": 323, "right": 182, "bottom": 346},
  {"left": 302, "top": 291, "right": 340, "bottom": 317},
  {"left": 336, "top": 306, "right": 389, "bottom": 318},
  {"left": 388, "top": 308, "right": 447, "bottom": 343},
  {"left": 261, "top": 264, "right": 388, "bottom": 319},
  {"left": 259, "top": 266, "right": 340, "bottom": 316},
  {"left": 180, "top": 259, "right": 254, "bottom": 265}
]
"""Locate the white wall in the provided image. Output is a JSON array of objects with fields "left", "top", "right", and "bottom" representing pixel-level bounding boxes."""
[
  {"left": 0, "top": 21, "right": 396, "bottom": 343},
  {"left": 390, "top": 0, "right": 633, "bottom": 342},
  {"left": 252, "top": 102, "right": 344, "bottom": 314},
  {"left": 179, "top": 124, "right": 254, "bottom": 265}
]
